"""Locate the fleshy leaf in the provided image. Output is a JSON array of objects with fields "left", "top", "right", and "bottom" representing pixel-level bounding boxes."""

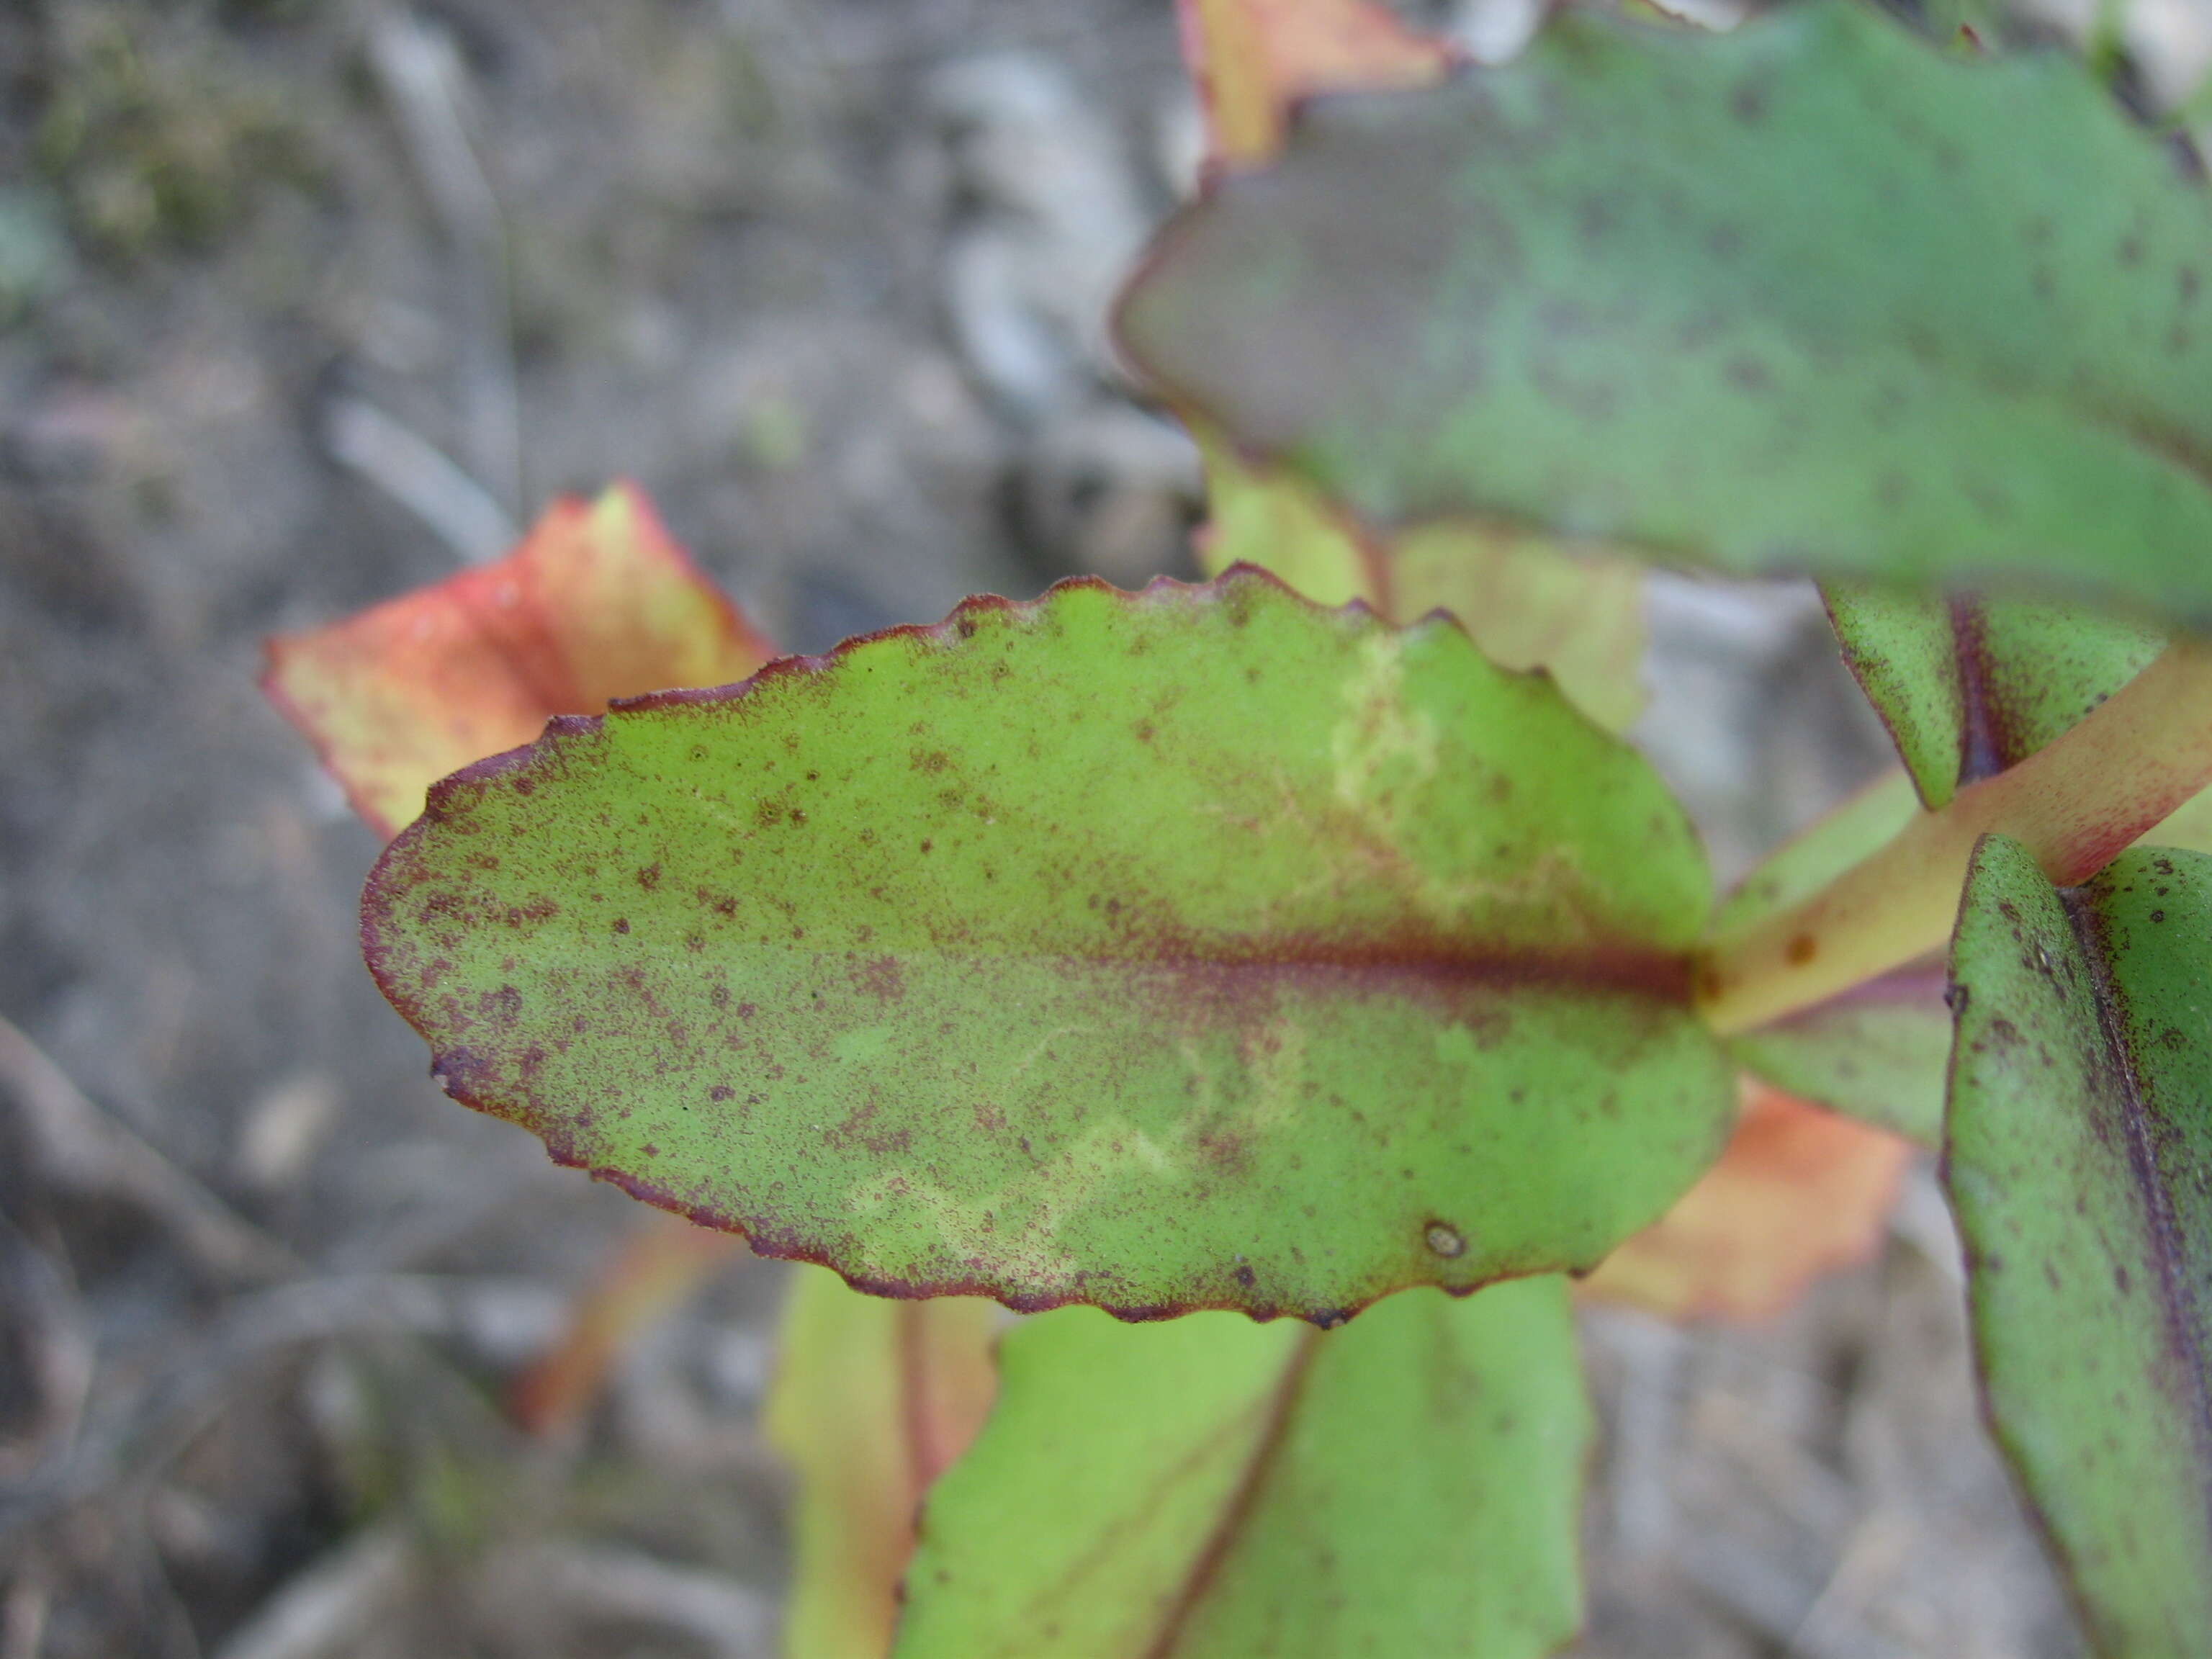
[
  {"left": 1824, "top": 586, "right": 2166, "bottom": 810},
  {"left": 1119, "top": 1, "right": 2212, "bottom": 624},
  {"left": 1197, "top": 430, "right": 1646, "bottom": 732},
  {"left": 765, "top": 1267, "right": 999, "bottom": 1659},
  {"left": 1946, "top": 836, "right": 2212, "bottom": 1655},
  {"left": 263, "top": 482, "right": 773, "bottom": 837},
  {"left": 1725, "top": 965, "right": 1950, "bottom": 1147},
  {"left": 1177, "top": 0, "right": 1453, "bottom": 169},
  {"left": 892, "top": 1277, "right": 1587, "bottom": 1659},
  {"left": 361, "top": 569, "right": 1733, "bottom": 1321},
  {"left": 1585, "top": 1080, "right": 1912, "bottom": 1320}
]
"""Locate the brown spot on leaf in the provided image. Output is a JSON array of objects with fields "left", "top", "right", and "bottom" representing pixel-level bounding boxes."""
[
  {"left": 1724, "top": 354, "right": 1772, "bottom": 394},
  {"left": 853, "top": 956, "right": 906, "bottom": 1004}
]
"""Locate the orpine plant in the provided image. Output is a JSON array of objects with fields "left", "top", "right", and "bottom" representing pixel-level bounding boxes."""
[{"left": 275, "top": 3, "right": 2212, "bottom": 1654}]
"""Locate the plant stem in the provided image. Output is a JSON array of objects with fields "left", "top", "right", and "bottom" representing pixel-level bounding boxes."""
[{"left": 1697, "top": 637, "right": 2212, "bottom": 1036}]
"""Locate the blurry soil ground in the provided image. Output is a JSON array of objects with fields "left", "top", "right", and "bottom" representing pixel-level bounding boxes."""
[{"left": 0, "top": 0, "right": 2201, "bottom": 1654}]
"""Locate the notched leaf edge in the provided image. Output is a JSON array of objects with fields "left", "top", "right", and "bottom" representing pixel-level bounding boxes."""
[{"left": 361, "top": 565, "right": 1701, "bottom": 1326}]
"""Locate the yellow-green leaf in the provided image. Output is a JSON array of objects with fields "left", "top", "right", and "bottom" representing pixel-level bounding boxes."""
[
  {"left": 361, "top": 570, "right": 1732, "bottom": 1321},
  {"left": 894, "top": 1278, "right": 1588, "bottom": 1658}
]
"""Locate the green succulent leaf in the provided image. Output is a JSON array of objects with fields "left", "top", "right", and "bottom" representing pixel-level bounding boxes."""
[
  {"left": 894, "top": 1277, "right": 1588, "bottom": 1659},
  {"left": 1947, "top": 835, "right": 2212, "bottom": 1655},
  {"left": 1823, "top": 586, "right": 2165, "bottom": 809},
  {"left": 1727, "top": 968, "right": 1949, "bottom": 1148},
  {"left": 361, "top": 571, "right": 1733, "bottom": 1322},
  {"left": 1118, "top": 0, "right": 2212, "bottom": 624}
]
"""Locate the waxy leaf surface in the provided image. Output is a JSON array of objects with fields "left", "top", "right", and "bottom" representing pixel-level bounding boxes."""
[
  {"left": 1198, "top": 429, "right": 1646, "bottom": 733},
  {"left": 894, "top": 1277, "right": 1587, "bottom": 1659},
  {"left": 1585, "top": 1081, "right": 1910, "bottom": 1320},
  {"left": 1726, "top": 968, "right": 1949, "bottom": 1148},
  {"left": 1120, "top": 1, "right": 2212, "bottom": 623},
  {"left": 766, "top": 1267, "right": 999, "bottom": 1659},
  {"left": 1824, "top": 586, "right": 2165, "bottom": 810},
  {"left": 362, "top": 570, "right": 1732, "bottom": 1321},
  {"left": 1948, "top": 837, "right": 2212, "bottom": 1656},
  {"left": 264, "top": 483, "right": 773, "bottom": 837}
]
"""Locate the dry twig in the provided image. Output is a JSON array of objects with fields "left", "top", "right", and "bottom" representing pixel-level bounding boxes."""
[{"left": 0, "top": 1013, "right": 296, "bottom": 1283}]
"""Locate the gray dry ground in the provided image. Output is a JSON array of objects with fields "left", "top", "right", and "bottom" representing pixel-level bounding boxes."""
[{"left": 1, "top": 0, "right": 2188, "bottom": 1654}]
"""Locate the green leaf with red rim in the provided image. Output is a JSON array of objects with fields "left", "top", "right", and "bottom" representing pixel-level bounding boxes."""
[
  {"left": 1947, "top": 837, "right": 2212, "bottom": 1655},
  {"left": 1119, "top": 0, "right": 2212, "bottom": 625},
  {"left": 1823, "top": 588, "right": 2165, "bottom": 812},
  {"left": 360, "top": 569, "right": 1733, "bottom": 1322}
]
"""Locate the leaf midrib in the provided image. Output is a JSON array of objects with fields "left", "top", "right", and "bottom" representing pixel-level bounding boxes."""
[
  {"left": 2058, "top": 887, "right": 2212, "bottom": 1534},
  {"left": 1143, "top": 1326, "right": 1323, "bottom": 1659}
]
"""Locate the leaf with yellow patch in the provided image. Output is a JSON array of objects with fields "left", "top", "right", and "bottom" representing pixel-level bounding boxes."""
[
  {"left": 360, "top": 570, "right": 1733, "bottom": 1321},
  {"left": 1198, "top": 428, "right": 1646, "bottom": 732}
]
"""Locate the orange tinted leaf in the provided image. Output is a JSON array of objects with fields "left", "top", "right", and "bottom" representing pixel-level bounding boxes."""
[
  {"left": 764, "top": 1270, "right": 999, "bottom": 1659},
  {"left": 1178, "top": 0, "right": 1455, "bottom": 166},
  {"left": 263, "top": 482, "right": 773, "bottom": 837},
  {"left": 1584, "top": 1080, "right": 1911, "bottom": 1322}
]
